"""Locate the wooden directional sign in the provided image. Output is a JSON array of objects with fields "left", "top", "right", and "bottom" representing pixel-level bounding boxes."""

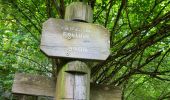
[
  {"left": 12, "top": 73, "right": 121, "bottom": 100},
  {"left": 12, "top": 73, "right": 55, "bottom": 97},
  {"left": 40, "top": 18, "right": 110, "bottom": 60}
]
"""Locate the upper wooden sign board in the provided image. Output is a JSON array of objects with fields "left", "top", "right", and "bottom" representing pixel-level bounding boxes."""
[{"left": 40, "top": 18, "right": 110, "bottom": 60}]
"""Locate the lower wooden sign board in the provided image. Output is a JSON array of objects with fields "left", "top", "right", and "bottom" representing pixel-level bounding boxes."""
[
  {"left": 90, "top": 84, "right": 121, "bottom": 100},
  {"left": 12, "top": 73, "right": 55, "bottom": 97},
  {"left": 12, "top": 73, "right": 121, "bottom": 100}
]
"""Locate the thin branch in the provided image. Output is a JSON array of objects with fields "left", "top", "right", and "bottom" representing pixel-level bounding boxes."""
[
  {"left": 104, "top": 0, "right": 115, "bottom": 27},
  {"left": 111, "top": 50, "right": 161, "bottom": 85},
  {"left": 52, "top": 0, "right": 61, "bottom": 17},
  {"left": 126, "top": 77, "right": 150, "bottom": 99},
  {"left": 154, "top": 0, "right": 170, "bottom": 22},
  {"left": 0, "top": 50, "right": 51, "bottom": 73},
  {"left": 59, "top": 0, "right": 65, "bottom": 19},
  {"left": 158, "top": 92, "right": 170, "bottom": 100},
  {"left": 111, "top": 0, "right": 126, "bottom": 33},
  {"left": 30, "top": 0, "right": 45, "bottom": 18},
  {"left": 143, "top": 0, "right": 164, "bottom": 24},
  {"left": 12, "top": 14, "right": 39, "bottom": 42},
  {"left": 10, "top": 1, "right": 41, "bottom": 34},
  {"left": 155, "top": 48, "right": 170, "bottom": 72},
  {"left": 46, "top": 0, "right": 52, "bottom": 18},
  {"left": 18, "top": 0, "right": 42, "bottom": 28},
  {"left": 155, "top": 76, "right": 170, "bottom": 82},
  {"left": 89, "top": 0, "right": 96, "bottom": 9},
  {"left": 125, "top": 2, "right": 133, "bottom": 32},
  {"left": 93, "top": 1, "right": 112, "bottom": 22}
]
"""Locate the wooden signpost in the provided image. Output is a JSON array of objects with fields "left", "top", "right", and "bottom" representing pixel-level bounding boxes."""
[
  {"left": 12, "top": 2, "right": 121, "bottom": 100},
  {"left": 40, "top": 19, "right": 110, "bottom": 60},
  {"left": 12, "top": 73, "right": 122, "bottom": 100},
  {"left": 56, "top": 61, "right": 91, "bottom": 100},
  {"left": 12, "top": 73, "right": 55, "bottom": 97}
]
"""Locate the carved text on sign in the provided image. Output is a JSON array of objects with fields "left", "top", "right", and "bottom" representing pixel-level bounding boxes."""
[
  {"left": 67, "top": 47, "right": 88, "bottom": 53},
  {"left": 61, "top": 25, "right": 91, "bottom": 39},
  {"left": 63, "top": 32, "right": 90, "bottom": 39},
  {"left": 40, "top": 18, "right": 110, "bottom": 60}
]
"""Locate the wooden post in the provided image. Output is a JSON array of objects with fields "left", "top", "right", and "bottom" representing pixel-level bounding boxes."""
[
  {"left": 12, "top": 73, "right": 122, "bottom": 99},
  {"left": 64, "top": 2, "right": 93, "bottom": 23},
  {"left": 56, "top": 61, "right": 90, "bottom": 100},
  {"left": 12, "top": 2, "right": 115, "bottom": 100},
  {"left": 19, "top": 95, "right": 26, "bottom": 100},
  {"left": 55, "top": 2, "right": 93, "bottom": 100}
]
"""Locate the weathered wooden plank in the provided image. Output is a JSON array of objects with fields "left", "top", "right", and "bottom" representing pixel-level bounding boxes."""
[
  {"left": 64, "top": 2, "right": 93, "bottom": 23},
  {"left": 13, "top": 95, "right": 39, "bottom": 100},
  {"left": 65, "top": 61, "right": 89, "bottom": 73},
  {"left": 40, "top": 18, "right": 110, "bottom": 60},
  {"left": 90, "top": 83, "right": 122, "bottom": 100},
  {"left": 56, "top": 61, "right": 90, "bottom": 100},
  {"left": 74, "top": 74, "right": 88, "bottom": 99},
  {"left": 12, "top": 73, "right": 121, "bottom": 100},
  {"left": 12, "top": 73, "right": 55, "bottom": 97}
]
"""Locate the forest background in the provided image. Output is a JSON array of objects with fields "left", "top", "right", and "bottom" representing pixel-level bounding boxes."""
[{"left": 0, "top": 0, "right": 170, "bottom": 99}]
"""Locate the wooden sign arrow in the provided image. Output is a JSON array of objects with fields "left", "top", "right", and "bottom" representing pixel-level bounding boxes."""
[
  {"left": 12, "top": 73, "right": 121, "bottom": 100},
  {"left": 40, "top": 18, "right": 110, "bottom": 60}
]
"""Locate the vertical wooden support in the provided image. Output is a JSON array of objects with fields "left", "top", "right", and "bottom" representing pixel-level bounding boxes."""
[
  {"left": 55, "top": 2, "right": 93, "bottom": 100},
  {"left": 56, "top": 61, "right": 90, "bottom": 100},
  {"left": 19, "top": 95, "right": 26, "bottom": 100},
  {"left": 64, "top": 2, "right": 93, "bottom": 23}
]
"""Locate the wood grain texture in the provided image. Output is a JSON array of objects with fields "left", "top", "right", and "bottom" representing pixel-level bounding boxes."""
[
  {"left": 65, "top": 61, "right": 89, "bottom": 73},
  {"left": 12, "top": 73, "right": 121, "bottom": 100},
  {"left": 12, "top": 73, "right": 55, "bottom": 97},
  {"left": 90, "top": 83, "right": 122, "bottom": 100},
  {"left": 65, "top": 2, "right": 93, "bottom": 23},
  {"left": 56, "top": 61, "right": 90, "bottom": 100},
  {"left": 40, "top": 18, "right": 110, "bottom": 60}
]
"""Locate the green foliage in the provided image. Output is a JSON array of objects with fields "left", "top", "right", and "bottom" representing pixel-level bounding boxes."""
[{"left": 0, "top": 0, "right": 170, "bottom": 99}]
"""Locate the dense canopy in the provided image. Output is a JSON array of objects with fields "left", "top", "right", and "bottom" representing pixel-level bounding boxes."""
[{"left": 0, "top": 0, "right": 170, "bottom": 99}]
